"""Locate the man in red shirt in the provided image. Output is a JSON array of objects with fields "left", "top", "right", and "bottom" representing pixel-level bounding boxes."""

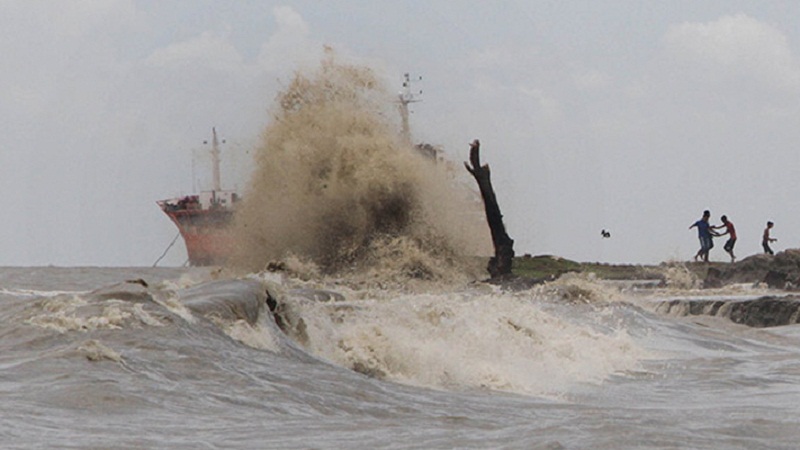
[{"left": 713, "top": 215, "right": 737, "bottom": 262}]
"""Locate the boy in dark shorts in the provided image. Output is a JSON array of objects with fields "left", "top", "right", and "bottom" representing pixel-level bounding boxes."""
[
  {"left": 763, "top": 221, "right": 776, "bottom": 255},
  {"left": 712, "top": 215, "right": 736, "bottom": 262}
]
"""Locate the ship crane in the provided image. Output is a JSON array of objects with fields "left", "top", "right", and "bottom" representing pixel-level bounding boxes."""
[{"left": 398, "top": 73, "right": 422, "bottom": 145}]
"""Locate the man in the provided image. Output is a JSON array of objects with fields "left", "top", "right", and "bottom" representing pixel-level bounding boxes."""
[
  {"left": 689, "top": 210, "right": 716, "bottom": 262},
  {"left": 712, "top": 215, "right": 737, "bottom": 262},
  {"left": 763, "top": 221, "right": 777, "bottom": 255}
]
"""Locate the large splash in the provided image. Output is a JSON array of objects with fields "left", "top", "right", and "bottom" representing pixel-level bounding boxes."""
[{"left": 231, "top": 53, "right": 490, "bottom": 283}]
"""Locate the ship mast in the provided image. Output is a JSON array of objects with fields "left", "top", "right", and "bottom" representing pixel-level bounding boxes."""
[
  {"left": 398, "top": 73, "right": 422, "bottom": 145},
  {"left": 202, "top": 127, "right": 226, "bottom": 199},
  {"left": 210, "top": 127, "right": 222, "bottom": 192}
]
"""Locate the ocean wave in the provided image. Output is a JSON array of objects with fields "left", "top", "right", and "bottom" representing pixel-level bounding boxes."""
[
  {"left": 266, "top": 273, "right": 657, "bottom": 398},
  {"left": 12, "top": 270, "right": 704, "bottom": 399}
]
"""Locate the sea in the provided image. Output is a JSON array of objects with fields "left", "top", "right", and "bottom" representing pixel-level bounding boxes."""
[{"left": 4, "top": 265, "right": 800, "bottom": 449}]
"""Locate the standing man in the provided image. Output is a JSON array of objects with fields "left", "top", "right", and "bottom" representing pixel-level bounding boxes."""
[
  {"left": 763, "top": 221, "right": 777, "bottom": 255},
  {"left": 689, "top": 210, "right": 715, "bottom": 262},
  {"left": 713, "top": 215, "right": 737, "bottom": 262}
]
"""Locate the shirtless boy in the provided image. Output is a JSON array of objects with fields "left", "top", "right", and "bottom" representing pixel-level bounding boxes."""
[{"left": 712, "top": 215, "right": 737, "bottom": 262}]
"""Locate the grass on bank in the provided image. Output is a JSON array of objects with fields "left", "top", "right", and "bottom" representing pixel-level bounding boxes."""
[{"left": 511, "top": 254, "right": 665, "bottom": 280}]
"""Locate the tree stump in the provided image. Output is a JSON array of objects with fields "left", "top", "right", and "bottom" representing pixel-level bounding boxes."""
[{"left": 464, "top": 139, "right": 515, "bottom": 278}]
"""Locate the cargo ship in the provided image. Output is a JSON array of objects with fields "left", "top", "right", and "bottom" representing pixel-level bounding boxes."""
[{"left": 157, "top": 128, "right": 238, "bottom": 266}]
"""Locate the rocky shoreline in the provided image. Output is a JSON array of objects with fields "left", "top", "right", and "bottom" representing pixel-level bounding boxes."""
[
  {"left": 508, "top": 251, "right": 800, "bottom": 329},
  {"left": 700, "top": 249, "right": 800, "bottom": 289},
  {"left": 512, "top": 250, "right": 800, "bottom": 290},
  {"left": 656, "top": 295, "right": 800, "bottom": 328}
]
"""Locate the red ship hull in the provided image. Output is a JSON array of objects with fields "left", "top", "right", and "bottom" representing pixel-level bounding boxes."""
[{"left": 158, "top": 196, "right": 236, "bottom": 266}]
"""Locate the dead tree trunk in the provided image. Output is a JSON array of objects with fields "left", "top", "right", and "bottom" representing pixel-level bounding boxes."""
[{"left": 464, "top": 139, "right": 515, "bottom": 278}]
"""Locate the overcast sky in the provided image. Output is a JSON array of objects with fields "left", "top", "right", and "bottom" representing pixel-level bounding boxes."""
[{"left": 3, "top": 0, "right": 800, "bottom": 266}]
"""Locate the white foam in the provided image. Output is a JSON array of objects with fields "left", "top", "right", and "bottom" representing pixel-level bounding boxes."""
[
  {"left": 0, "top": 288, "right": 87, "bottom": 298},
  {"left": 132, "top": 303, "right": 166, "bottom": 327},
  {"left": 25, "top": 293, "right": 174, "bottom": 333},
  {"left": 215, "top": 314, "right": 280, "bottom": 353},
  {"left": 534, "top": 272, "right": 628, "bottom": 304},
  {"left": 288, "top": 288, "right": 653, "bottom": 397},
  {"left": 25, "top": 298, "right": 133, "bottom": 333},
  {"left": 78, "top": 339, "right": 124, "bottom": 363},
  {"left": 152, "top": 292, "right": 196, "bottom": 324}
]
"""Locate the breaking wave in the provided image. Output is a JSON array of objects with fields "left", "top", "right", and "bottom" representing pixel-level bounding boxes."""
[
  {"left": 266, "top": 273, "right": 654, "bottom": 398},
  {"left": 230, "top": 51, "right": 489, "bottom": 285}
]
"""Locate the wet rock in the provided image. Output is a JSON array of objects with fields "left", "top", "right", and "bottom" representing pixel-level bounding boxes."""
[
  {"left": 764, "top": 270, "right": 788, "bottom": 289},
  {"left": 703, "top": 267, "right": 724, "bottom": 289},
  {"left": 657, "top": 296, "right": 800, "bottom": 328},
  {"left": 702, "top": 249, "right": 800, "bottom": 289}
]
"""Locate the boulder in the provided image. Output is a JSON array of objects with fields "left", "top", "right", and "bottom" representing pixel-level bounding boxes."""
[{"left": 764, "top": 270, "right": 788, "bottom": 289}]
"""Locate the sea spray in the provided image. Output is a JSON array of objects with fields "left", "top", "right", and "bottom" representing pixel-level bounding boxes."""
[
  {"left": 231, "top": 53, "right": 489, "bottom": 283},
  {"left": 661, "top": 262, "right": 702, "bottom": 289}
]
